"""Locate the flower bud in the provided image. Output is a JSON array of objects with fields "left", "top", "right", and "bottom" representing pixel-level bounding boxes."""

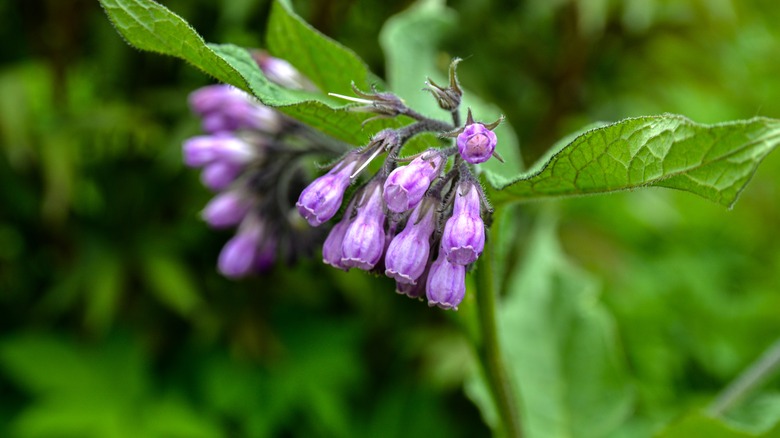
[
  {"left": 384, "top": 203, "right": 436, "bottom": 284},
  {"left": 457, "top": 123, "right": 497, "bottom": 164},
  {"left": 183, "top": 134, "right": 255, "bottom": 167},
  {"left": 188, "top": 84, "right": 236, "bottom": 115},
  {"left": 322, "top": 214, "right": 352, "bottom": 270},
  {"left": 441, "top": 182, "right": 485, "bottom": 265},
  {"left": 217, "top": 223, "right": 263, "bottom": 278},
  {"left": 426, "top": 250, "right": 466, "bottom": 310},
  {"left": 383, "top": 151, "right": 444, "bottom": 213},
  {"left": 201, "top": 191, "right": 251, "bottom": 228},
  {"left": 341, "top": 183, "right": 386, "bottom": 270},
  {"left": 296, "top": 159, "right": 358, "bottom": 226},
  {"left": 200, "top": 161, "right": 243, "bottom": 191}
]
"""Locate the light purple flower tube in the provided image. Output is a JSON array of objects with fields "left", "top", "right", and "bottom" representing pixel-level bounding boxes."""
[
  {"left": 383, "top": 151, "right": 444, "bottom": 213},
  {"left": 296, "top": 159, "right": 358, "bottom": 227},
  {"left": 384, "top": 202, "right": 436, "bottom": 284},
  {"left": 201, "top": 191, "right": 251, "bottom": 229},
  {"left": 200, "top": 161, "right": 244, "bottom": 191},
  {"left": 340, "top": 183, "right": 386, "bottom": 270},
  {"left": 183, "top": 134, "right": 255, "bottom": 168},
  {"left": 425, "top": 250, "right": 466, "bottom": 310},
  {"left": 322, "top": 214, "right": 352, "bottom": 271},
  {"left": 441, "top": 182, "right": 485, "bottom": 265},
  {"left": 217, "top": 223, "right": 263, "bottom": 278}
]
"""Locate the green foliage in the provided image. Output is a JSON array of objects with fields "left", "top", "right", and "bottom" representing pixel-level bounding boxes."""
[
  {"left": 469, "top": 211, "right": 633, "bottom": 437},
  {"left": 4, "top": 0, "right": 780, "bottom": 437},
  {"left": 493, "top": 116, "right": 780, "bottom": 208}
]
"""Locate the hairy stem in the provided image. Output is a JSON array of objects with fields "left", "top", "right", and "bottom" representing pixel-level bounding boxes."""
[
  {"left": 476, "top": 237, "right": 523, "bottom": 438},
  {"left": 708, "top": 336, "right": 780, "bottom": 416}
]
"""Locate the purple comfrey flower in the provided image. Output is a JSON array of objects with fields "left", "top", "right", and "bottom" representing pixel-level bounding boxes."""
[
  {"left": 183, "top": 134, "right": 256, "bottom": 168},
  {"left": 441, "top": 182, "right": 485, "bottom": 265},
  {"left": 188, "top": 84, "right": 237, "bottom": 115},
  {"left": 322, "top": 214, "right": 352, "bottom": 270},
  {"left": 190, "top": 85, "right": 282, "bottom": 134},
  {"left": 426, "top": 250, "right": 466, "bottom": 310},
  {"left": 457, "top": 123, "right": 497, "bottom": 164},
  {"left": 296, "top": 158, "right": 358, "bottom": 227},
  {"left": 217, "top": 221, "right": 264, "bottom": 278},
  {"left": 384, "top": 202, "right": 436, "bottom": 284},
  {"left": 341, "top": 183, "right": 386, "bottom": 270},
  {"left": 383, "top": 151, "right": 444, "bottom": 213},
  {"left": 201, "top": 191, "right": 251, "bottom": 229},
  {"left": 200, "top": 161, "right": 244, "bottom": 191}
]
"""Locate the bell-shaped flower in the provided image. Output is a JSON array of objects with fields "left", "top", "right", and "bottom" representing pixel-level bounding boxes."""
[
  {"left": 340, "top": 183, "right": 386, "bottom": 270},
  {"left": 201, "top": 191, "right": 251, "bottom": 229},
  {"left": 296, "top": 158, "right": 358, "bottom": 227},
  {"left": 183, "top": 134, "right": 256, "bottom": 168},
  {"left": 426, "top": 250, "right": 466, "bottom": 310},
  {"left": 384, "top": 202, "right": 436, "bottom": 284},
  {"left": 322, "top": 214, "right": 352, "bottom": 271},
  {"left": 441, "top": 182, "right": 485, "bottom": 265}
]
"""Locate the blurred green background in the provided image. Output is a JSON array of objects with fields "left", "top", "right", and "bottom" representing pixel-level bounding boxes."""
[{"left": 2, "top": 0, "right": 780, "bottom": 437}]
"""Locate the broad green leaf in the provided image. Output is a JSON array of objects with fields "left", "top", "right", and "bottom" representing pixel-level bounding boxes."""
[
  {"left": 495, "top": 211, "right": 633, "bottom": 438},
  {"left": 493, "top": 115, "right": 780, "bottom": 208},
  {"left": 725, "top": 392, "right": 780, "bottom": 435},
  {"left": 97, "top": 0, "right": 391, "bottom": 146},
  {"left": 265, "top": 0, "right": 373, "bottom": 94},
  {"left": 379, "top": 0, "right": 524, "bottom": 184}
]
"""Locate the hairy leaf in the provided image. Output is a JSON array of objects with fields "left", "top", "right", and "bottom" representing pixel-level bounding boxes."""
[
  {"left": 493, "top": 115, "right": 780, "bottom": 208},
  {"left": 266, "top": 0, "right": 373, "bottom": 94},
  {"left": 98, "top": 0, "right": 396, "bottom": 146},
  {"left": 98, "top": 0, "right": 249, "bottom": 90}
]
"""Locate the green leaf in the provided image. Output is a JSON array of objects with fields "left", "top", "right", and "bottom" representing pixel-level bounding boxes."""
[
  {"left": 493, "top": 115, "right": 780, "bottom": 208},
  {"left": 265, "top": 0, "right": 373, "bottom": 94},
  {"left": 98, "top": 0, "right": 248, "bottom": 90},
  {"left": 494, "top": 210, "right": 633, "bottom": 438},
  {"left": 657, "top": 411, "right": 780, "bottom": 438},
  {"left": 379, "top": 0, "right": 524, "bottom": 184},
  {"left": 140, "top": 249, "right": 203, "bottom": 318},
  {"left": 98, "top": 0, "right": 407, "bottom": 146}
]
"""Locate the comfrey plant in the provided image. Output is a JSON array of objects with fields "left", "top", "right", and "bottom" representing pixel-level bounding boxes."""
[{"left": 101, "top": 0, "right": 780, "bottom": 436}]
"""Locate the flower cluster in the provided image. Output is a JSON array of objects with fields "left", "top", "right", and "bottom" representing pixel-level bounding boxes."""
[
  {"left": 297, "top": 59, "right": 502, "bottom": 310},
  {"left": 183, "top": 54, "right": 502, "bottom": 310},
  {"left": 183, "top": 53, "right": 347, "bottom": 278}
]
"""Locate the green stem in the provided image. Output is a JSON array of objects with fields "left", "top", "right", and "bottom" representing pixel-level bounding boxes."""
[
  {"left": 476, "top": 237, "right": 523, "bottom": 438},
  {"left": 707, "top": 336, "right": 780, "bottom": 416}
]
